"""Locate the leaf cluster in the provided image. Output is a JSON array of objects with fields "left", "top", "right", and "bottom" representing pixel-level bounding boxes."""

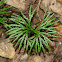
[
  {"left": 4, "top": 5, "right": 60, "bottom": 53},
  {"left": 0, "top": 0, "right": 11, "bottom": 26}
]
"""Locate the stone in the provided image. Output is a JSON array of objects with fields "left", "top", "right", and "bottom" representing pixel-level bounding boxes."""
[
  {"left": 40, "top": 0, "right": 62, "bottom": 15},
  {"left": 5, "top": 0, "right": 26, "bottom": 11},
  {"left": 49, "top": 0, "right": 62, "bottom": 16},
  {"left": 0, "top": 39, "right": 15, "bottom": 59},
  {"left": 40, "top": 0, "right": 62, "bottom": 23}
]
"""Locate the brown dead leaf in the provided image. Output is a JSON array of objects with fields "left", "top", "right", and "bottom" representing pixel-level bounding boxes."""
[
  {"left": 57, "top": 25, "right": 62, "bottom": 35},
  {"left": 60, "top": 59, "right": 62, "bottom": 62},
  {"left": 54, "top": 23, "right": 62, "bottom": 35}
]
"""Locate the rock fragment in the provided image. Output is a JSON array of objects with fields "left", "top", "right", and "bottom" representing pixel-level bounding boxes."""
[
  {"left": 40, "top": 0, "right": 62, "bottom": 22},
  {"left": 5, "top": 0, "right": 30, "bottom": 11},
  {"left": 0, "top": 39, "right": 15, "bottom": 59}
]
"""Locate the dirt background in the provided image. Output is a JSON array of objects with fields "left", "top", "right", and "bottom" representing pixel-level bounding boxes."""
[{"left": 0, "top": 0, "right": 62, "bottom": 62}]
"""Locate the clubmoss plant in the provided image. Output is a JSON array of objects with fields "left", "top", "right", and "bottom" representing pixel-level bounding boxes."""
[
  {"left": 0, "top": 0, "right": 12, "bottom": 26},
  {"left": 3, "top": 5, "right": 59, "bottom": 53}
]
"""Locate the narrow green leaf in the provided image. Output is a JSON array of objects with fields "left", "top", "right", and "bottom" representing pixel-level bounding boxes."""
[
  {"left": 19, "top": 35, "right": 25, "bottom": 50},
  {"left": 20, "top": 9, "right": 29, "bottom": 21},
  {"left": 23, "top": 35, "right": 27, "bottom": 52},
  {"left": 30, "top": 39, "right": 35, "bottom": 53},
  {"left": 0, "top": 6, "right": 12, "bottom": 11},
  {"left": 42, "top": 34, "right": 53, "bottom": 44},
  {"left": 0, "top": 11, "right": 11, "bottom": 14},
  {"left": 0, "top": 0, "right": 5, "bottom": 6},
  {"left": 29, "top": 5, "right": 32, "bottom": 20},
  {"left": 39, "top": 35, "right": 45, "bottom": 53}
]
